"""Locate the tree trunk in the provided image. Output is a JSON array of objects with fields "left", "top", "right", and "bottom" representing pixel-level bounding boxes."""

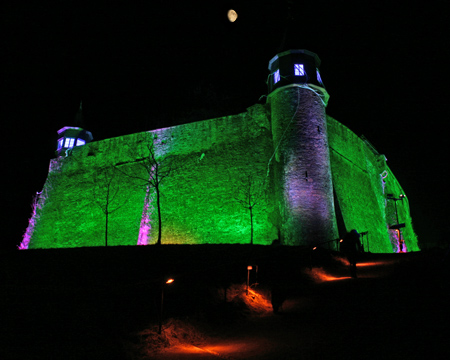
[
  {"left": 250, "top": 207, "right": 254, "bottom": 245},
  {"left": 105, "top": 211, "right": 108, "bottom": 247}
]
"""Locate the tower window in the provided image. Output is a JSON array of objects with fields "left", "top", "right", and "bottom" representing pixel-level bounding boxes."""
[
  {"left": 64, "top": 138, "right": 75, "bottom": 148},
  {"left": 273, "top": 69, "right": 280, "bottom": 84},
  {"left": 294, "top": 64, "right": 305, "bottom": 76},
  {"left": 76, "top": 139, "right": 86, "bottom": 146},
  {"left": 316, "top": 69, "right": 323, "bottom": 84},
  {"left": 57, "top": 138, "right": 63, "bottom": 150},
  {"left": 274, "top": 69, "right": 280, "bottom": 84}
]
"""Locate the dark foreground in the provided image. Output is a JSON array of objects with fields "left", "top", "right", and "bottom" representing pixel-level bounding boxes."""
[{"left": 2, "top": 245, "right": 450, "bottom": 359}]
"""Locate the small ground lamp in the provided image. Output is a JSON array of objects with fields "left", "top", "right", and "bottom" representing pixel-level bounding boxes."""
[
  {"left": 246, "top": 266, "right": 252, "bottom": 295},
  {"left": 158, "top": 278, "right": 175, "bottom": 334},
  {"left": 309, "top": 246, "right": 318, "bottom": 269}
]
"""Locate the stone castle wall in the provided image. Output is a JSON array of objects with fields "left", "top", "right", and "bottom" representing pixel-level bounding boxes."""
[
  {"left": 327, "top": 116, "right": 419, "bottom": 252},
  {"left": 24, "top": 103, "right": 419, "bottom": 252},
  {"left": 27, "top": 105, "right": 279, "bottom": 248}
]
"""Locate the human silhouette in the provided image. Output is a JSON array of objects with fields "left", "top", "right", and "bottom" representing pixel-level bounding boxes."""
[
  {"left": 341, "top": 229, "right": 362, "bottom": 278},
  {"left": 271, "top": 283, "right": 287, "bottom": 314}
]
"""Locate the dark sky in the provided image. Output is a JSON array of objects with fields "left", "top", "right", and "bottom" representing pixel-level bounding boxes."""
[{"left": 2, "top": 1, "right": 449, "bottom": 250}]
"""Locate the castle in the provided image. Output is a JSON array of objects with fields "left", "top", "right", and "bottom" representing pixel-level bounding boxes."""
[{"left": 21, "top": 50, "right": 418, "bottom": 252}]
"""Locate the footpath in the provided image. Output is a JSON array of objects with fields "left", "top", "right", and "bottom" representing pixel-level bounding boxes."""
[{"left": 151, "top": 251, "right": 450, "bottom": 360}]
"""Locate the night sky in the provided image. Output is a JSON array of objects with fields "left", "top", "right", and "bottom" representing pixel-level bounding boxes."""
[{"left": 2, "top": 1, "right": 449, "bottom": 250}]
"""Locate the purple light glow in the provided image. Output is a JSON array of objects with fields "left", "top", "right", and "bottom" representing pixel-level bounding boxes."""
[
  {"left": 57, "top": 126, "right": 82, "bottom": 135},
  {"left": 137, "top": 185, "right": 152, "bottom": 245},
  {"left": 391, "top": 229, "right": 408, "bottom": 253},
  {"left": 19, "top": 192, "right": 42, "bottom": 249},
  {"left": 380, "top": 170, "right": 388, "bottom": 196}
]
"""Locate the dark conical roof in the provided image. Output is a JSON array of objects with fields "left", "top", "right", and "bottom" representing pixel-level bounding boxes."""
[{"left": 74, "top": 101, "right": 84, "bottom": 128}]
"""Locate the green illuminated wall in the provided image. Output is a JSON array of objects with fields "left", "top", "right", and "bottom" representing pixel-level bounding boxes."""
[
  {"left": 327, "top": 116, "right": 419, "bottom": 252},
  {"left": 27, "top": 105, "right": 279, "bottom": 248},
  {"left": 24, "top": 105, "right": 418, "bottom": 252}
]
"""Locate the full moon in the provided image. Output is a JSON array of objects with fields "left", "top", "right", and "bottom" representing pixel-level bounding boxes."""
[{"left": 227, "top": 9, "right": 238, "bottom": 22}]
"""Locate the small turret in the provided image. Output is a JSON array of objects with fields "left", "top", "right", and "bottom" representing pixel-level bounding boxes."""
[
  {"left": 56, "top": 102, "right": 93, "bottom": 157},
  {"left": 268, "top": 49, "right": 329, "bottom": 105}
]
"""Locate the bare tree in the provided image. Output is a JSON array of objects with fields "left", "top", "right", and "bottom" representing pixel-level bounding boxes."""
[
  {"left": 233, "top": 174, "right": 265, "bottom": 245},
  {"left": 93, "top": 166, "right": 127, "bottom": 246},
  {"left": 119, "top": 133, "right": 181, "bottom": 245}
]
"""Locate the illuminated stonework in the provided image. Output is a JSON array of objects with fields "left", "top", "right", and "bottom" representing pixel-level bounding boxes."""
[
  {"left": 137, "top": 185, "right": 153, "bottom": 245},
  {"left": 21, "top": 50, "right": 419, "bottom": 252},
  {"left": 269, "top": 85, "right": 337, "bottom": 246}
]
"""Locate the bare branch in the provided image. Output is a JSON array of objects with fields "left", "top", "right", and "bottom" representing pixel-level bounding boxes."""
[
  {"left": 232, "top": 172, "right": 265, "bottom": 245},
  {"left": 92, "top": 166, "right": 128, "bottom": 246},
  {"left": 116, "top": 132, "right": 186, "bottom": 245}
]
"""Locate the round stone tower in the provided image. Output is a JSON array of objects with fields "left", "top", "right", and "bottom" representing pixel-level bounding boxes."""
[{"left": 267, "top": 49, "right": 338, "bottom": 247}]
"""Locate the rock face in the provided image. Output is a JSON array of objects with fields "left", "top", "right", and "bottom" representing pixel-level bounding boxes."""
[{"left": 22, "top": 50, "right": 419, "bottom": 252}]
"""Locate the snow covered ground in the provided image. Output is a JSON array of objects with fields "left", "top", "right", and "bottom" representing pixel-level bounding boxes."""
[
  {"left": 3, "top": 249, "right": 449, "bottom": 359},
  {"left": 133, "top": 251, "right": 450, "bottom": 359}
]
